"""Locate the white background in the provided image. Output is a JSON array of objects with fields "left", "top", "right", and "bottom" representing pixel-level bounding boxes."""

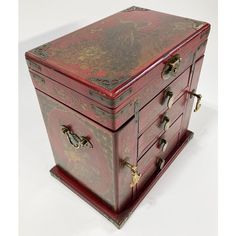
[{"left": 19, "top": 1, "right": 217, "bottom": 236}]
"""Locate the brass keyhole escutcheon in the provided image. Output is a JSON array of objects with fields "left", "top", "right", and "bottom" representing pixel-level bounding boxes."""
[
  {"left": 162, "top": 54, "right": 182, "bottom": 80},
  {"left": 61, "top": 125, "right": 93, "bottom": 149},
  {"left": 160, "top": 115, "right": 170, "bottom": 131},
  {"left": 158, "top": 138, "right": 168, "bottom": 152},
  {"left": 123, "top": 161, "right": 141, "bottom": 188},
  {"left": 162, "top": 90, "right": 174, "bottom": 109},
  {"left": 190, "top": 89, "right": 202, "bottom": 112}
]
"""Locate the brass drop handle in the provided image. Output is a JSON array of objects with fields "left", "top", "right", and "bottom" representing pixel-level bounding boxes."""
[
  {"left": 158, "top": 138, "right": 168, "bottom": 152},
  {"left": 123, "top": 161, "right": 141, "bottom": 188},
  {"left": 160, "top": 115, "right": 170, "bottom": 131},
  {"left": 162, "top": 90, "right": 174, "bottom": 108},
  {"left": 162, "top": 54, "right": 182, "bottom": 80},
  {"left": 61, "top": 125, "right": 93, "bottom": 149},
  {"left": 190, "top": 89, "right": 202, "bottom": 112},
  {"left": 157, "top": 158, "right": 165, "bottom": 170}
]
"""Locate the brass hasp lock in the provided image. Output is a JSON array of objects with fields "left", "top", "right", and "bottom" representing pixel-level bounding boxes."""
[{"left": 162, "top": 54, "right": 182, "bottom": 80}]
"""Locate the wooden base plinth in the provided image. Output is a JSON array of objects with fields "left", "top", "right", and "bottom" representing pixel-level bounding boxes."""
[{"left": 50, "top": 130, "right": 194, "bottom": 229}]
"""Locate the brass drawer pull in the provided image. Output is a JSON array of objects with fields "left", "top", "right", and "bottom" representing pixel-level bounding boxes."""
[
  {"left": 160, "top": 115, "right": 170, "bottom": 131},
  {"left": 61, "top": 125, "right": 93, "bottom": 149},
  {"left": 158, "top": 138, "right": 168, "bottom": 152},
  {"left": 190, "top": 89, "right": 202, "bottom": 112},
  {"left": 162, "top": 54, "right": 182, "bottom": 80},
  {"left": 123, "top": 161, "right": 141, "bottom": 188},
  {"left": 157, "top": 158, "right": 165, "bottom": 170},
  {"left": 162, "top": 90, "right": 174, "bottom": 108}
]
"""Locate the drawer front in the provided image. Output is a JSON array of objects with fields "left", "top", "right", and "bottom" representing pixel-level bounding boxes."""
[
  {"left": 138, "top": 93, "right": 187, "bottom": 157},
  {"left": 137, "top": 115, "right": 183, "bottom": 190},
  {"left": 137, "top": 133, "right": 180, "bottom": 192},
  {"left": 155, "top": 132, "right": 180, "bottom": 171},
  {"left": 36, "top": 90, "right": 116, "bottom": 209},
  {"left": 139, "top": 68, "right": 190, "bottom": 133}
]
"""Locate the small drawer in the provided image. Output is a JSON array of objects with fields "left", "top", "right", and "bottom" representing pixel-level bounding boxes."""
[
  {"left": 139, "top": 68, "right": 190, "bottom": 133},
  {"left": 138, "top": 94, "right": 187, "bottom": 157},
  {"left": 137, "top": 115, "right": 183, "bottom": 190},
  {"left": 137, "top": 133, "right": 180, "bottom": 192},
  {"left": 156, "top": 133, "right": 180, "bottom": 171},
  {"left": 137, "top": 149, "right": 158, "bottom": 192},
  {"left": 157, "top": 114, "right": 182, "bottom": 148}
]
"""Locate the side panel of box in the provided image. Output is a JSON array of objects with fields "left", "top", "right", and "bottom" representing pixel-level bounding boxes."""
[{"left": 36, "top": 90, "right": 117, "bottom": 210}]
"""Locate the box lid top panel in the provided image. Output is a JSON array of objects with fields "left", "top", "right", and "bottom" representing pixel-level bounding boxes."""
[{"left": 26, "top": 6, "right": 208, "bottom": 98}]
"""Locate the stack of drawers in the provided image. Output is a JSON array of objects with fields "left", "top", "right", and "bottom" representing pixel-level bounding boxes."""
[
  {"left": 137, "top": 64, "right": 197, "bottom": 191},
  {"left": 25, "top": 6, "right": 210, "bottom": 228}
]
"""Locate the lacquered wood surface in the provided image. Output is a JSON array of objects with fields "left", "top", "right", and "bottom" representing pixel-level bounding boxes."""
[
  {"left": 36, "top": 90, "right": 118, "bottom": 209},
  {"left": 26, "top": 25, "right": 209, "bottom": 103},
  {"left": 27, "top": 30, "right": 208, "bottom": 131},
  {"left": 25, "top": 7, "right": 209, "bottom": 96},
  {"left": 37, "top": 90, "right": 140, "bottom": 211},
  {"left": 50, "top": 130, "right": 194, "bottom": 228},
  {"left": 139, "top": 67, "right": 190, "bottom": 133},
  {"left": 138, "top": 93, "right": 187, "bottom": 156},
  {"left": 25, "top": 6, "right": 211, "bottom": 229}
]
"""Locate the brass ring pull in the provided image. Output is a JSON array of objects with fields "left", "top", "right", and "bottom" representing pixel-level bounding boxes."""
[
  {"left": 162, "top": 54, "right": 182, "bottom": 80},
  {"left": 123, "top": 161, "right": 141, "bottom": 188},
  {"left": 162, "top": 90, "right": 174, "bottom": 109},
  {"left": 61, "top": 125, "right": 93, "bottom": 149},
  {"left": 190, "top": 89, "right": 202, "bottom": 112}
]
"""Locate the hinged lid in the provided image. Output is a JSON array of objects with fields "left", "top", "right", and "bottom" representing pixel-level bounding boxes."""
[{"left": 25, "top": 6, "right": 209, "bottom": 101}]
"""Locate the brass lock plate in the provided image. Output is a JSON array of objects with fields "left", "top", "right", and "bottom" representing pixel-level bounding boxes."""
[{"left": 162, "top": 54, "right": 182, "bottom": 80}]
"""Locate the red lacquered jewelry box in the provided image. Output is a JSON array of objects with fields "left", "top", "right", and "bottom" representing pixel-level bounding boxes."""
[{"left": 25, "top": 6, "right": 210, "bottom": 228}]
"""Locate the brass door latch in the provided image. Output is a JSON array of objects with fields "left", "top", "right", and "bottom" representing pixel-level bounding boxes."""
[
  {"left": 123, "top": 161, "right": 141, "bottom": 188},
  {"left": 61, "top": 125, "right": 93, "bottom": 149},
  {"left": 190, "top": 89, "right": 202, "bottom": 112}
]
